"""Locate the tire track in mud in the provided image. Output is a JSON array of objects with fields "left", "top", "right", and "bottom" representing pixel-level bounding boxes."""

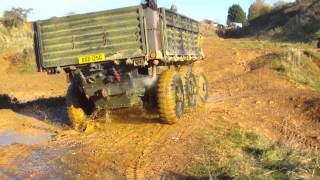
[
  {"left": 0, "top": 145, "right": 33, "bottom": 178},
  {"left": 54, "top": 112, "right": 168, "bottom": 178},
  {"left": 125, "top": 125, "right": 166, "bottom": 180},
  {"left": 45, "top": 102, "right": 215, "bottom": 179},
  {"left": 125, "top": 109, "right": 209, "bottom": 179},
  {"left": 274, "top": 120, "right": 320, "bottom": 152},
  {"left": 82, "top": 115, "right": 167, "bottom": 177},
  {"left": 64, "top": 101, "right": 217, "bottom": 179}
]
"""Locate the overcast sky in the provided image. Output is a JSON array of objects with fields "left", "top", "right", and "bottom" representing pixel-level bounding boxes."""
[{"left": 0, "top": 0, "right": 293, "bottom": 24}]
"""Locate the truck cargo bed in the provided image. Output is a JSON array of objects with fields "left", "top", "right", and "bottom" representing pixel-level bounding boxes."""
[
  {"left": 34, "top": 6, "right": 145, "bottom": 68},
  {"left": 160, "top": 8, "right": 201, "bottom": 57},
  {"left": 33, "top": 5, "right": 203, "bottom": 70}
]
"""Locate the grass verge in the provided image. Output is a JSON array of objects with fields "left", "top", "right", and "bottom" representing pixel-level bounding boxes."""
[
  {"left": 219, "top": 38, "right": 315, "bottom": 50},
  {"left": 3, "top": 48, "right": 37, "bottom": 75},
  {"left": 187, "top": 123, "right": 320, "bottom": 179},
  {"left": 0, "top": 23, "right": 36, "bottom": 75},
  {"left": 269, "top": 49, "right": 320, "bottom": 91}
]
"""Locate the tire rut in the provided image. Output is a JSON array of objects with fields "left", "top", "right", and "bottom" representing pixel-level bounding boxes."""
[{"left": 125, "top": 110, "right": 206, "bottom": 179}]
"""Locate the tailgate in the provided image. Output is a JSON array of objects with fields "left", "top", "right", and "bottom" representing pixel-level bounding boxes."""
[
  {"left": 34, "top": 6, "right": 145, "bottom": 68},
  {"left": 160, "top": 8, "right": 202, "bottom": 57}
]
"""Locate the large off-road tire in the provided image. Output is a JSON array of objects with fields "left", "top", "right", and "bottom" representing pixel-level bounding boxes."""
[
  {"left": 66, "top": 84, "right": 94, "bottom": 131},
  {"left": 179, "top": 66, "right": 198, "bottom": 112},
  {"left": 158, "top": 69, "right": 184, "bottom": 124},
  {"left": 192, "top": 63, "right": 209, "bottom": 104},
  {"left": 196, "top": 72, "right": 209, "bottom": 103}
]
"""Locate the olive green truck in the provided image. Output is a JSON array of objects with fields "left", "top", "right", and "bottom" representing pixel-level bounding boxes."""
[{"left": 33, "top": 1, "right": 208, "bottom": 130}]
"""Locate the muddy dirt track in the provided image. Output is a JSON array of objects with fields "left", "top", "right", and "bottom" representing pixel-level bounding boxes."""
[{"left": 0, "top": 38, "right": 319, "bottom": 179}]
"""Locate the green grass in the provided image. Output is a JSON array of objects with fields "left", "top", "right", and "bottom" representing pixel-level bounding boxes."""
[
  {"left": 16, "top": 61, "right": 37, "bottom": 75},
  {"left": 304, "top": 49, "right": 320, "bottom": 63},
  {"left": 223, "top": 39, "right": 316, "bottom": 50},
  {"left": 187, "top": 124, "right": 320, "bottom": 179},
  {"left": 0, "top": 23, "right": 36, "bottom": 75},
  {"left": 218, "top": 39, "right": 320, "bottom": 92},
  {"left": 0, "top": 23, "right": 33, "bottom": 54},
  {"left": 269, "top": 49, "right": 320, "bottom": 92},
  {"left": 224, "top": 39, "right": 320, "bottom": 92},
  {"left": 5, "top": 48, "right": 37, "bottom": 75}
]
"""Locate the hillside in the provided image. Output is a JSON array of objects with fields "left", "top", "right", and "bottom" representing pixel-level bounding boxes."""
[
  {"left": 0, "top": 23, "right": 67, "bottom": 102},
  {"left": 0, "top": 23, "right": 32, "bottom": 51},
  {"left": 199, "top": 22, "right": 218, "bottom": 38},
  {"left": 229, "top": 0, "right": 320, "bottom": 42}
]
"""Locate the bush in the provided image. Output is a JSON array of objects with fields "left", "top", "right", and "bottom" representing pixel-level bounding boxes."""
[
  {"left": 199, "top": 23, "right": 218, "bottom": 37},
  {"left": 11, "top": 48, "right": 34, "bottom": 64},
  {"left": 267, "top": 26, "right": 284, "bottom": 39},
  {"left": 2, "top": 8, "right": 32, "bottom": 29},
  {"left": 248, "top": 0, "right": 272, "bottom": 21},
  {"left": 235, "top": 0, "right": 319, "bottom": 42},
  {"left": 273, "top": 0, "right": 289, "bottom": 9}
]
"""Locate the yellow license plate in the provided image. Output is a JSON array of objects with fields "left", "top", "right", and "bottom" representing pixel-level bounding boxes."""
[{"left": 78, "top": 53, "right": 106, "bottom": 64}]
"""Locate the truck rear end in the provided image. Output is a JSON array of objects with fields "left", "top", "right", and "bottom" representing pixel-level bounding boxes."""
[
  {"left": 34, "top": 6, "right": 145, "bottom": 72},
  {"left": 33, "top": 2, "right": 207, "bottom": 130}
]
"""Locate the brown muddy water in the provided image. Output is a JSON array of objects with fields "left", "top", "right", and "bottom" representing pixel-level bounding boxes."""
[{"left": 0, "top": 131, "right": 53, "bottom": 147}]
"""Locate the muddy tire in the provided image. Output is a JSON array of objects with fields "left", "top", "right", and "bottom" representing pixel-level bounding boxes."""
[
  {"left": 196, "top": 72, "right": 209, "bottom": 103},
  {"left": 66, "top": 84, "right": 94, "bottom": 131},
  {"left": 179, "top": 66, "right": 197, "bottom": 112},
  {"left": 158, "top": 69, "right": 184, "bottom": 124}
]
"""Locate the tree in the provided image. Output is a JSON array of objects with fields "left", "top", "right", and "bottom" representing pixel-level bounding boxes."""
[
  {"left": 248, "top": 0, "right": 272, "bottom": 21},
  {"left": 2, "top": 8, "right": 32, "bottom": 29},
  {"left": 227, "top": 4, "right": 246, "bottom": 25},
  {"left": 273, "top": 0, "right": 288, "bottom": 9}
]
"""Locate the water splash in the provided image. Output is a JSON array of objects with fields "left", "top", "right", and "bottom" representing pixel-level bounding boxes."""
[{"left": 142, "top": 77, "right": 157, "bottom": 87}]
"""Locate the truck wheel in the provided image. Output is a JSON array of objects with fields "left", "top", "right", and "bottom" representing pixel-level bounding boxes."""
[
  {"left": 158, "top": 69, "right": 184, "bottom": 124},
  {"left": 179, "top": 67, "right": 197, "bottom": 112},
  {"left": 66, "top": 84, "right": 94, "bottom": 131},
  {"left": 196, "top": 72, "right": 209, "bottom": 103}
]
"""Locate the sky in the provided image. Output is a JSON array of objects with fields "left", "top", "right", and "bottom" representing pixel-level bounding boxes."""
[{"left": 0, "top": 0, "right": 292, "bottom": 24}]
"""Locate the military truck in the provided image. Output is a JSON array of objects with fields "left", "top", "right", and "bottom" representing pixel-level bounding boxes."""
[{"left": 33, "top": 1, "right": 208, "bottom": 130}]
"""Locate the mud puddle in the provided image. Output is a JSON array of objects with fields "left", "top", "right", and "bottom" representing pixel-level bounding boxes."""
[{"left": 0, "top": 131, "right": 53, "bottom": 147}]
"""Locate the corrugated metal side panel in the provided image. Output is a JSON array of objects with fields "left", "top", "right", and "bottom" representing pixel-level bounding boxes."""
[
  {"left": 36, "top": 6, "right": 144, "bottom": 68},
  {"left": 161, "top": 9, "right": 202, "bottom": 56}
]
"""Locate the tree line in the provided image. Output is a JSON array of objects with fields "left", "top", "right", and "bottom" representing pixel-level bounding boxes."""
[{"left": 227, "top": 0, "right": 289, "bottom": 26}]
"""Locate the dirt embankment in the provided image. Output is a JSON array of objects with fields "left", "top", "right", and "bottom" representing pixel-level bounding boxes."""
[
  {"left": 0, "top": 56, "right": 67, "bottom": 103},
  {"left": 0, "top": 38, "right": 319, "bottom": 179}
]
